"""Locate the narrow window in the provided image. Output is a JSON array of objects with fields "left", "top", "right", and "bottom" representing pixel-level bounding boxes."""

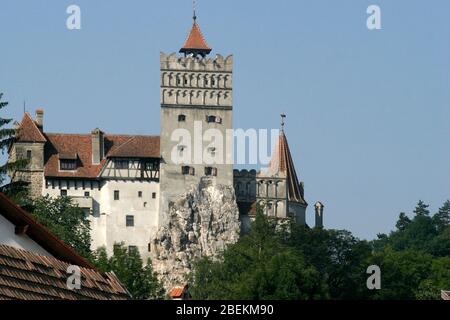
[
  {"left": 60, "top": 190, "right": 68, "bottom": 197},
  {"left": 126, "top": 215, "right": 134, "bottom": 227},
  {"left": 138, "top": 191, "right": 143, "bottom": 198},
  {"left": 26, "top": 150, "right": 32, "bottom": 159},
  {"left": 152, "top": 192, "right": 156, "bottom": 199},
  {"left": 148, "top": 243, "right": 152, "bottom": 252},
  {"left": 114, "top": 190, "right": 120, "bottom": 200}
]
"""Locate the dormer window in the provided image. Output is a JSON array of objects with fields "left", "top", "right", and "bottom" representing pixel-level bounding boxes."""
[{"left": 59, "top": 153, "right": 78, "bottom": 170}]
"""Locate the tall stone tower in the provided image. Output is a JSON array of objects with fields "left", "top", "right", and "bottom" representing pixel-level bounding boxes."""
[
  {"left": 8, "top": 111, "right": 46, "bottom": 199},
  {"left": 159, "top": 14, "right": 234, "bottom": 220}
]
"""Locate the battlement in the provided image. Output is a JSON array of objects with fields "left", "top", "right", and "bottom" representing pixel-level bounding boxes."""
[
  {"left": 160, "top": 52, "right": 233, "bottom": 107},
  {"left": 160, "top": 52, "right": 233, "bottom": 73}
]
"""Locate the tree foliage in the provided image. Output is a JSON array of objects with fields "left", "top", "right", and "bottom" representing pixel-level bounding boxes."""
[
  {"left": 93, "top": 244, "right": 165, "bottom": 300},
  {"left": 30, "top": 195, "right": 92, "bottom": 259},
  {"left": 190, "top": 200, "right": 450, "bottom": 300},
  {"left": 0, "top": 92, "right": 29, "bottom": 201}
]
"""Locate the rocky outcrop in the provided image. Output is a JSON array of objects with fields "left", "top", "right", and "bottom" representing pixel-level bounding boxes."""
[{"left": 150, "top": 178, "right": 240, "bottom": 289}]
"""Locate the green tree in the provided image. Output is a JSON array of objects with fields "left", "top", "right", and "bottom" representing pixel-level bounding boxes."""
[
  {"left": 286, "top": 225, "right": 371, "bottom": 299},
  {"left": 396, "top": 212, "right": 411, "bottom": 231},
  {"left": 414, "top": 200, "right": 430, "bottom": 217},
  {"left": 31, "top": 195, "right": 92, "bottom": 259},
  {"left": 367, "top": 247, "right": 433, "bottom": 300},
  {"left": 416, "top": 257, "right": 450, "bottom": 300},
  {"left": 433, "top": 200, "right": 450, "bottom": 233},
  {"left": 0, "top": 93, "right": 29, "bottom": 202},
  {"left": 93, "top": 244, "right": 165, "bottom": 300},
  {"left": 190, "top": 211, "right": 327, "bottom": 300}
]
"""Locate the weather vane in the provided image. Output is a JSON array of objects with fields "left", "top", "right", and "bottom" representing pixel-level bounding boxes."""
[
  {"left": 280, "top": 114, "right": 286, "bottom": 131},
  {"left": 193, "top": 0, "right": 197, "bottom": 21}
]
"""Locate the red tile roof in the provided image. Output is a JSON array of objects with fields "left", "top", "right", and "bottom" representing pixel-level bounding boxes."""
[
  {"left": 15, "top": 113, "right": 46, "bottom": 143},
  {"left": 268, "top": 131, "right": 307, "bottom": 205},
  {"left": 44, "top": 134, "right": 160, "bottom": 178},
  {"left": 180, "top": 21, "right": 211, "bottom": 55},
  {"left": 108, "top": 135, "right": 160, "bottom": 158},
  {"left": 169, "top": 285, "right": 189, "bottom": 299},
  {"left": 0, "top": 192, "right": 93, "bottom": 268},
  {"left": 0, "top": 192, "right": 130, "bottom": 300},
  {"left": 0, "top": 244, "right": 129, "bottom": 300}
]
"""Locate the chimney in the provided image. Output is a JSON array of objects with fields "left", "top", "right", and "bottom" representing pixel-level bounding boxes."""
[
  {"left": 91, "top": 128, "right": 105, "bottom": 165},
  {"left": 35, "top": 109, "right": 44, "bottom": 130},
  {"left": 314, "top": 201, "right": 324, "bottom": 229}
]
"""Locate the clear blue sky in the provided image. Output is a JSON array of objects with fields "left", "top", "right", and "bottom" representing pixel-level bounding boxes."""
[{"left": 0, "top": 0, "right": 449, "bottom": 240}]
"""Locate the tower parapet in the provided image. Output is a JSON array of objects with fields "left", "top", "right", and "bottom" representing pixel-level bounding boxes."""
[{"left": 160, "top": 53, "right": 233, "bottom": 107}]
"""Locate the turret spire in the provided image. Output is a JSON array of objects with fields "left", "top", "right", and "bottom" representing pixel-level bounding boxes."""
[{"left": 180, "top": 1, "right": 211, "bottom": 57}]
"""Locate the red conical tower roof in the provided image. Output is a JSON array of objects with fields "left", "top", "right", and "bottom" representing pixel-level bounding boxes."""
[
  {"left": 268, "top": 116, "right": 307, "bottom": 205},
  {"left": 180, "top": 17, "right": 211, "bottom": 57}
]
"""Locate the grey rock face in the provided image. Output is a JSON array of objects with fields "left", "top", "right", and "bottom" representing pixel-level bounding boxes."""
[{"left": 151, "top": 177, "right": 240, "bottom": 289}]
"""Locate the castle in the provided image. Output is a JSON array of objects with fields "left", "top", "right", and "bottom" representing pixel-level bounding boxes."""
[{"left": 8, "top": 14, "right": 323, "bottom": 262}]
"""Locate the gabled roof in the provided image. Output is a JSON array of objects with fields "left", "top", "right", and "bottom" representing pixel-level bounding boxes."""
[
  {"left": 0, "top": 192, "right": 92, "bottom": 268},
  {"left": 267, "top": 131, "right": 307, "bottom": 205},
  {"left": 15, "top": 113, "right": 46, "bottom": 143},
  {"left": 44, "top": 134, "right": 160, "bottom": 178},
  {"left": 0, "top": 192, "right": 130, "bottom": 300},
  {"left": 180, "top": 20, "right": 212, "bottom": 56}
]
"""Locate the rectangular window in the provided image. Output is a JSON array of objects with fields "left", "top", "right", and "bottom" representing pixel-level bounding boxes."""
[
  {"left": 182, "top": 166, "right": 195, "bottom": 175},
  {"left": 60, "top": 190, "right": 68, "bottom": 197},
  {"left": 115, "top": 160, "right": 129, "bottom": 169},
  {"left": 84, "top": 191, "right": 90, "bottom": 197},
  {"left": 126, "top": 215, "right": 134, "bottom": 227},
  {"left": 114, "top": 190, "right": 120, "bottom": 200},
  {"left": 26, "top": 150, "right": 32, "bottom": 159},
  {"left": 60, "top": 160, "right": 77, "bottom": 171},
  {"left": 182, "top": 166, "right": 190, "bottom": 175},
  {"left": 148, "top": 243, "right": 152, "bottom": 252},
  {"left": 152, "top": 192, "right": 156, "bottom": 199},
  {"left": 205, "top": 167, "right": 218, "bottom": 177},
  {"left": 138, "top": 191, "right": 143, "bottom": 198}
]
